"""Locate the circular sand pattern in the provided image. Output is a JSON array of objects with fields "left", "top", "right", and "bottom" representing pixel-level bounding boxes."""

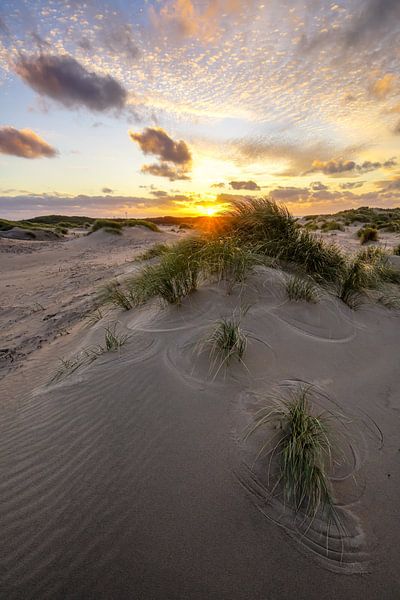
[
  {"left": 270, "top": 297, "right": 357, "bottom": 342},
  {"left": 163, "top": 323, "right": 277, "bottom": 390},
  {"left": 235, "top": 380, "right": 381, "bottom": 573}
]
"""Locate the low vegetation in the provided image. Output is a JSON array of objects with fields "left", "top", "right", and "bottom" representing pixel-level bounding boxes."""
[
  {"left": 246, "top": 387, "right": 335, "bottom": 519},
  {"left": 100, "top": 198, "right": 399, "bottom": 313},
  {"left": 285, "top": 275, "right": 320, "bottom": 303},
  {"left": 203, "top": 313, "right": 248, "bottom": 375},
  {"left": 320, "top": 220, "right": 344, "bottom": 232},
  {"left": 136, "top": 243, "right": 170, "bottom": 261},
  {"left": 52, "top": 323, "right": 128, "bottom": 381},
  {"left": 357, "top": 226, "right": 378, "bottom": 244},
  {"left": 91, "top": 219, "right": 123, "bottom": 233}
]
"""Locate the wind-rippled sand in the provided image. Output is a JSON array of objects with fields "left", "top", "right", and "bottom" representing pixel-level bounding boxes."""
[{"left": 1, "top": 247, "right": 399, "bottom": 598}]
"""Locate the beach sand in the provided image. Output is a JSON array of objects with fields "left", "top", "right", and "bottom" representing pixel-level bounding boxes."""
[{"left": 0, "top": 227, "right": 399, "bottom": 599}]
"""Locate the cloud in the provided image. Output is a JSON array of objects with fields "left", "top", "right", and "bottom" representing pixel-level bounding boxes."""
[
  {"left": 0, "top": 16, "right": 10, "bottom": 37},
  {"left": 301, "top": 0, "right": 400, "bottom": 53},
  {"left": 370, "top": 74, "right": 397, "bottom": 99},
  {"left": 269, "top": 187, "right": 310, "bottom": 201},
  {"left": 129, "top": 127, "right": 191, "bottom": 165},
  {"left": 343, "top": 0, "right": 400, "bottom": 48},
  {"left": 150, "top": 190, "right": 169, "bottom": 197},
  {"left": 308, "top": 159, "right": 356, "bottom": 175},
  {"left": 149, "top": 0, "right": 246, "bottom": 43},
  {"left": 0, "top": 193, "right": 190, "bottom": 219},
  {"left": 129, "top": 127, "right": 192, "bottom": 180},
  {"left": 211, "top": 182, "right": 225, "bottom": 188},
  {"left": 102, "top": 187, "right": 113, "bottom": 194},
  {"left": 0, "top": 127, "right": 57, "bottom": 159},
  {"left": 339, "top": 182, "right": 365, "bottom": 190},
  {"left": 308, "top": 158, "right": 397, "bottom": 176},
  {"left": 229, "top": 180, "right": 260, "bottom": 191},
  {"left": 100, "top": 23, "right": 139, "bottom": 60},
  {"left": 141, "top": 162, "right": 191, "bottom": 181},
  {"left": 14, "top": 54, "right": 127, "bottom": 112},
  {"left": 310, "top": 182, "right": 328, "bottom": 192},
  {"left": 231, "top": 137, "right": 338, "bottom": 177}
]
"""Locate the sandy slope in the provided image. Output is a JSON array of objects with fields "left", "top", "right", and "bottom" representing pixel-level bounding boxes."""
[
  {"left": 0, "top": 263, "right": 399, "bottom": 599},
  {"left": 0, "top": 227, "right": 178, "bottom": 376}
]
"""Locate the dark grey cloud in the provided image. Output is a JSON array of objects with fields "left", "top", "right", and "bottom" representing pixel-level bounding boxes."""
[
  {"left": 269, "top": 186, "right": 310, "bottom": 201},
  {"left": 15, "top": 54, "right": 127, "bottom": 112},
  {"left": 343, "top": 0, "right": 400, "bottom": 48},
  {"left": 0, "top": 127, "right": 57, "bottom": 159},
  {"left": 301, "top": 0, "right": 400, "bottom": 54},
  {"left": 0, "top": 16, "right": 10, "bottom": 37},
  {"left": 150, "top": 190, "right": 169, "bottom": 197},
  {"left": 310, "top": 181, "right": 328, "bottom": 191},
  {"left": 102, "top": 187, "right": 114, "bottom": 194},
  {"left": 129, "top": 127, "right": 192, "bottom": 165},
  {"left": 339, "top": 181, "right": 364, "bottom": 190},
  {"left": 0, "top": 193, "right": 185, "bottom": 219},
  {"left": 130, "top": 127, "right": 192, "bottom": 180},
  {"left": 229, "top": 180, "right": 260, "bottom": 191},
  {"left": 141, "top": 162, "right": 191, "bottom": 181},
  {"left": 308, "top": 157, "right": 397, "bottom": 176},
  {"left": 100, "top": 23, "right": 139, "bottom": 61}
]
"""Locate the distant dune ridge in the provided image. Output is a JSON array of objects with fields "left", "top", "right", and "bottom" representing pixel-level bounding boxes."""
[{"left": 0, "top": 200, "right": 400, "bottom": 598}]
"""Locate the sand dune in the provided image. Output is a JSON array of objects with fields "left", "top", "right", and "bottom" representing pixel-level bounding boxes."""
[
  {"left": 0, "top": 227, "right": 178, "bottom": 376},
  {"left": 1, "top": 261, "right": 399, "bottom": 598}
]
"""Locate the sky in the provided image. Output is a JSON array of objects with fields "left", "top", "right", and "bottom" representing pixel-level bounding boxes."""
[{"left": 1, "top": 0, "right": 400, "bottom": 219}]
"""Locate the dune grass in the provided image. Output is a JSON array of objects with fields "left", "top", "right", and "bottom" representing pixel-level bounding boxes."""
[
  {"left": 103, "top": 198, "right": 399, "bottom": 312},
  {"left": 136, "top": 243, "right": 170, "bottom": 261},
  {"left": 226, "top": 198, "right": 345, "bottom": 283},
  {"left": 321, "top": 220, "right": 344, "bottom": 232},
  {"left": 203, "top": 313, "right": 248, "bottom": 375},
  {"left": 247, "top": 387, "right": 334, "bottom": 519},
  {"left": 335, "top": 247, "right": 399, "bottom": 308},
  {"left": 52, "top": 323, "right": 128, "bottom": 381},
  {"left": 196, "top": 235, "right": 263, "bottom": 290},
  {"left": 357, "top": 226, "right": 378, "bottom": 244},
  {"left": 91, "top": 219, "right": 123, "bottom": 233},
  {"left": 127, "top": 239, "right": 201, "bottom": 306},
  {"left": 104, "top": 324, "right": 128, "bottom": 351},
  {"left": 285, "top": 275, "right": 320, "bottom": 303}
]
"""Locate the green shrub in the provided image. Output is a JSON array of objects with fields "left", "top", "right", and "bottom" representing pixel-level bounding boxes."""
[
  {"left": 357, "top": 226, "right": 378, "bottom": 244},
  {"left": 246, "top": 386, "right": 335, "bottom": 518},
  {"left": 204, "top": 314, "right": 247, "bottom": 374},
  {"left": 136, "top": 243, "right": 170, "bottom": 260},
  {"left": 91, "top": 219, "right": 122, "bottom": 233},
  {"left": 285, "top": 276, "right": 320, "bottom": 303},
  {"left": 321, "top": 220, "right": 344, "bottom": 232}
]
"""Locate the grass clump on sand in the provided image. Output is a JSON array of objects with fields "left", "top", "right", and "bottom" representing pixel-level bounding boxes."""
[
  {"left": 247, "top": 387, "right": 334, "bottom": 519},
  {"left": 203, "top": 313, "right": 248, "bottom": 375},
  {"left": 108, "top": 235, "right": 261, "bottom": 308},
  {"left": 104, "top": 324, "right": 128, "bottom": 351},
  {"left": 357, "top": 226, "right": 378, "bottom": 244},
  {"left": 124, "top": 219, "right": 160, "bottom": 232},
  {"left": 52, "top": 323, "right": 128, "bottom": 381},
  {"left": 226, "top": 198, "right": 345, "bottom": 283},
  {"left": 126, "top": 239, "right": 201, "bottom": 306},
  {"left": 321, "top": 220, "right": 344, "bottom": 232},
  {"left": 336, "top": 247, "right": 400, "bottom": 308},
  {"left": 105, "top": 282, "right": 137, "bottom": 310},
  {"left": 136, "top": 243, "right": 170, "bottom": 261},
  {"left": 285, "top": 275, "right": 320, "bottom": 303},
  {"left": 196, "top": 235, "right": 263, "bottom": 290},
  {"left": 91, "top": 219, "right": 123, "bottom": 233},
  {"left": 393, "top": 244, "right": 400, "bottom": 256}
]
